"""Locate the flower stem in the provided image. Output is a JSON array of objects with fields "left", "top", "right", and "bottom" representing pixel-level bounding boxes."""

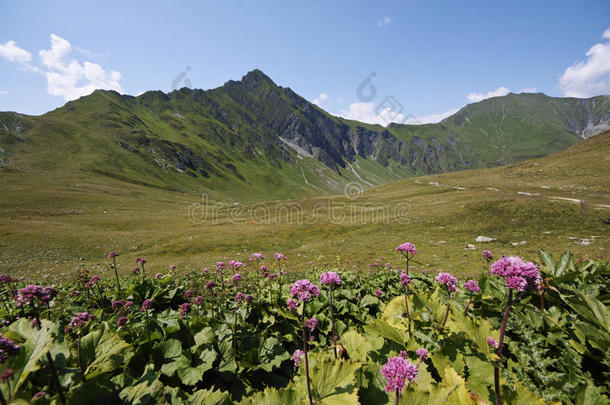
[
  {"left": 77, "top": 334, "right": 86, "bottom": 382},
  {"left": 494, "top": 289, "right": 513, "bottom": 405},
  {"left": 302, "top": 302, "right": 313, "bottom": 405},
  {"left": 441, "top": 292, "right": 451, "bottom": 329},
  {"left": 329, "top": 285, "right": 337, "bottom": 359},
  {"left": 112, "top": 257, "right": 121, "bottom": 294},
  {"left": 395, "top": 388, "right": 399, "bottom": 405},
  {"left": 403, "top": 284, "right": 412, "bottom": 339},
  {"left": 463, "top": 291, "right": 473, "bottom": 316}
]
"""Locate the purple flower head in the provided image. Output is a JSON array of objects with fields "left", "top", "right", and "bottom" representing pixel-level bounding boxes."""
[
  {"left": 179, "top": 303, "right": 190, "bottom": 318},
  {"left": 423, "top": 269, "right": 430, "bottom": 275},
  {"left": 245, "top": 294, "right": 253, "bottom": 303},
  {"left": 385, "top": 263, "right": 392, "bottom": 269},
  {"left": 400, "top": 270, "right": 412, "bottom": 286},
  {"left": 292, "top": 349, "right": 304, "bottom": 369},
  {"left": 112, "top": 300, "right": 125, "bottom": 310},
  {"left": 396, "top": 242, "right": 418, "bottom": 257},
  {"left": 69, "top": 312, "right": 95, "bottom": 330},
  {"left": 0, "top": 276, "right": 14, "bottom": 285},
  {"left": 286, "top": 299, "right": 298, "bottom": 311},
  {"left": 85, "top": 276, "right": 100, "bottom": 289},
  {"left": 135, "top": 257, "right": 147, "bottom": 265},
  {"left": 307, "top": 261, "right": 312, "bottom": 266},
  {"left": 380, "top": 356, "right": 418, "bottom": 393},
  {"left": 375, "top": 289, "right": 383, "bottom": 298},
  {"left": 487, "top": 336, "right": 499, "bottom": 348},
  {"left": 482, "top": 250, "right": 493, "bottom": 260},
  {"left": 289, "top": 279, "right": 321, "bottom": 302},
  {"left": 251, "top": 253, "right": 264, "bottom": 261},
  {"left": 169, "top": 265, "right": 176, "bottom": 271},
  {"left": 15, "top": 284, "right": 55, "bottom": 307},
  {"left": 184, "top": 290, "right": 193, "bottom": 299},
  {"left": 194, "top": 296, "right": 203, "bottom": 305},
  {"left": 216, "top": 262, "right": 226, "bottom": 270},
  {"left": 107, "top": 251, "right": 119, "bottom": 259},
  {"left": 304, "top": 317, "right": 318, "bottom": 332},
  {"left": 124, "top": 301, "right": 134, "bottom": 311},
  {"left": 274, "top": 253, "right": 286, "bottom": 261},
  {"left": 117, "top": 316, "right": 128, "bottom": 327},
  {"left": 155, "top": 273, "right": 163, "bottom": 279},
  {"left": 131, "top": 267, "right": 140, "bottom": 275},
  {"left": 416, "top": 348, "right": 428, "bottom": 360},
  {"left": 33, "top": 391, "right": 46, "bottom": 399},
  {"left": 232, "top": 273, "right": 242, "bottom": 283},
  {"left": 320, "top": 272, "right": 341, "bottom": 286},
  {"left": 234, "top": 292, "right": 245, "bottom": 303},
  {"left": 205, "top": 280, "right": 215, "bottom": 290},
  {"left": 491, "top": 256, "right": 540, "bottom": 291},
  {"left": 268, "top": 273, "right": 278, "bottom": 281},
  {"left": 233, "top": 261, "right": 244, "bottom": 269},
  {"left": 0, "top": 334, "right": 20, "bottom": 363},
  {"left": 435, "top": 272, "right": 458, "bottom": 293},
  {"left": 140, "top": 299, "right": 152, "bottom": 312},
  {"left": 463, "top": 279, "right": 481, "bottom": 293}
]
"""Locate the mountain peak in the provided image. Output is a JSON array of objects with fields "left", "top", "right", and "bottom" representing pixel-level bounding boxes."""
[{"left": 240, "top": 69, "right": 276, "bottom": 87}]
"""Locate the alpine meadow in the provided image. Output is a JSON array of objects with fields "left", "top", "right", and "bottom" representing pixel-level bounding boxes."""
[{"left": 0, "top": 2, "right": 609, "bottom": 404}]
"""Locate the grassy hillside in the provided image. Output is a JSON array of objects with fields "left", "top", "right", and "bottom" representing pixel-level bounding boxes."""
[{"left": 1, "top": 130, "right": 607, "bottom": 279}]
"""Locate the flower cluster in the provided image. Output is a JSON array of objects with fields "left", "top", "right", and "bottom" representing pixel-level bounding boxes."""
[
  {"left": 396, "top": 242, "right": 417, "bottom": 257},
  {"left": 289, "top": 280, "right": 320, "bottom": 302},
  {"left": 112, "top": 300, "right": 134, "bottom": 315},
  {"left": 482, "top": 250, "right": 493, "bottom": 260},
  {"left": 135, "top": 257, "right": 147, "bottom": 265},
  {"left": 380, "top": 356, "right": 418, "bottom": 393},
  {"left": 107, "top": 251, "right": 119, "bottom": 259},
  {"left": 0, "top": 275, "right": 15, "bottom": 285},
  {"left": 416, "top": 348, "right": 428, "bottom": 360},
  {"left": 399, "top": 270, "right": 411, "bottom": 286},
  {"left": 274, "top": 253, "right": 286, "bottom": 261},
  {"left": 85, "top": 276, "right": 100, "bottom": 289},
  {"left": 14, "top": 284, "right": 55, "bottom": 307},
  {"left": 286, "top": 299, "right": 298, "bottom": 311},
  {"left": 179, "top": 303, "right": 190, "bottom": 318},
  {"left": 304, "top": 317, "right": 318, "bottom": 332},
  {"left": 320, "top": 272, "right": 341, "bottom": 286},
  {"left": 487, "top": 336, "right": 499, "bottom": 348},
  {"left": 140, "top": 299, "right": 153, "bottom": 312},
  {"left": 435, "top": 272, "right": 458, "bottom": 292},
  {"left": 375, "top": 289, "right": 383, "bottom": 298},
  {"left": 490, "top": 256, "right": 540, "bottom": 291},
  {"left": 0, "top": 369, "right": 14, "bottom": 383},
  {"left": 68, "top": 312, "right": 95, "bottom": 331},
  {"left": 463, "top": 279, "right": 481, "bottom": 293},
  {"left": 292, "top": 349, "right": 304, "bottom": 369},
  {"left": 0, "top": 334, "right": 20, "bottom": 363},
  {"left": 251, "top": 253, "right": 264, "bottom": 261},
  {"left": 232, "top": 273, "right": 242, "bottom": 283}
]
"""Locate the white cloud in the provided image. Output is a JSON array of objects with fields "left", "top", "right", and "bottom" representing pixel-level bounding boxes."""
[
  {"left": 0, "top": 90, "right": 9, "bottom": 95},
  {"left": 466, "top": 86, "right": 510, "bottom": 103},
  {"left": 378, "top": 16, "right": 392, "bottom": 26},
  {"left": 404, "top": 108, "right": 459, "bottom": 124},
  {"left": 39, "top": 33, "right": 123, "bottom": 101},
  {"left": 518, "top": 87, "right": 537, "bottom": 93},
  {"left": 558, "top": 28, "right": 610, "bottom": 98},
  {"left": 0, "top": 40, "right": 38, "bottom": 71},
  {"left": 338, "top": 102, "right": 405, "bottom": 126},
  {"left": 312, "top": 92, "right": 328, "bottom": 105}
]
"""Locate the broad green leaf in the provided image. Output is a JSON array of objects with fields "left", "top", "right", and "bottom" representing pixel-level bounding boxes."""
[
  {"left": 364, "top": 319, "right": 408, "bottom": 347},
  {"left": 258, "top": 337, "right": 287, "bottom": 372},
  {"left": 537, "top": 250, "right": 556, "bottom": 276},
  {"left": 556, "top": 251, "right": 573, "bottom": 277},
  {"left": 5, "top": 318, "right": 53, "bottom": 393},
  {"left": 81, "top": 322, "right": 131, "bottom": 378},
  {"left": 340, "top": 330, "right": 383, "bottom": 362},
  {"left": 238, "top": 387, "right": 299, "bottom": 404},
  {"left": 119, "top": 365, "right": 164, "bottom": 405}
]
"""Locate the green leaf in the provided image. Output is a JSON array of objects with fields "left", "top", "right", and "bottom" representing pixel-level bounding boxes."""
[
  {"left": 304, "top": 355, "right": 360, "bottom": 404},
  {"left": 258, "top": 337, "right": 287, "bottom": 372},
  {"left": 364, "top": 319, "right": 408, "bottom": 347},
  {"left": 81, "top": 322, "right": 131, "bottom": 378},
  {"left": 340, "top": 330, "right": 383, "bottom": 362},
  {"left": 537, "top": 250, "right": 556, "bottom": 276},
  {"left": 556, "top": 251, "right": 572, "bottom": 277},
  {"left": 238, "top": 387, "right": 299, "bottom": 404},
  {"left": 5, "top": 318, "right": 53, "bottom": 394},
  {"left": 119, "top": 365, "right": 164, "bottom": 405}
]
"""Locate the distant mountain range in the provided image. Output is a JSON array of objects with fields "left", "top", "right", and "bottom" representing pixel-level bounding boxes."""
[{"left": 1, "top": 69, "right": 609, "bottom": 200}]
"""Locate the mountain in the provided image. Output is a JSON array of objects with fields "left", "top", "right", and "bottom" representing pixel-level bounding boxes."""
[{"left": 1, "top": 69, "right": 609, "bottom": 200}]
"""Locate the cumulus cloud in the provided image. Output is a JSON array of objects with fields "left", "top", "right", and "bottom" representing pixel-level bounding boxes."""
[
  {"left": 466, "top": 86, "right": 510, "bottom": 103},
  {"left": 404, "top": 108, "right": 459, "bottom": 124},
  {"left": 558, "top": 28, "right": 610, "bottom": 98},
  {"left": 39, "top": 34, "right": 123, "bottom": 101},
  {"left": 312, "top": 92, "right": 328, "bottom": 105},
  {"left": 0, "top": 90, "right": 9, "bottom": 95},
  {"left": 378, "top": 16, "right": 392, "bottom": 26},
  {"left": 0, "top": 40, "right": 38, "bottom": 71},
  {"left": 338, "top": 101, "right": 404, "bottom": 126}
]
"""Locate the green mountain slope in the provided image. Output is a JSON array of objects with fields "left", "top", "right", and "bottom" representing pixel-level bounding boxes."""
[{"left": 1, "top": 69, "right": 609, "bottom": 201}]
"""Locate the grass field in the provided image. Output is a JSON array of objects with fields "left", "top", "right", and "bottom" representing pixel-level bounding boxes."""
[{"left": 1, "top": 132, "right": 608, "bottom": 280}]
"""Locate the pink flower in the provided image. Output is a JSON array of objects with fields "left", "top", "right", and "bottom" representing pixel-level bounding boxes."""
[
  {"left": 234, "top": 261, "right": 244, "bottom": 269},
  {"left": 155, "top": 273, "right": 163, "bottom": 279},
  {"left": 169, "top": 265, "right": 176, "bottom": 271},
  {"left": 274, "top": 253, "right": 286, "bottom": 261},
  {"left": 286, "top": 299, "right": 298, "bottom": 311},
  {"left": 184, "top": 290, "right": 193, "bottom": 299},
  {"left": 320, "top": 272, "right": 341, "bottom": 286},
  {"left": 234, "top": 292, "right": 245, "bottom": 303},
  {"left": 216, "top": 262, "right": 226, "bottom": 270},
  {"left": 380, "top": 356, "right": 418, "bottom": 393},
  {"left": 245, "top": 294, "right": 253, "bottom": 303},
  {"left": 201, "top": 268, "right": 208, "bottom": 275},
  {"left": 375, "top": 289, "right": 383, "bottom": 298},
  {"left": 194, "top": 296, "right": 203, "bottom": 305},
  {"left": 304, "top": 317, "right": 318, "bottom": 332},
  {"left": 140, "top": 299, "right": 152, "bottom": 311},
  {"left": 289, "top": 280, "right": 321, "bottom": 302},
  {"left": 205, "top": 281, "right": 215, "bottom": 289},
  {"left": 131, "top": 267, "right": 140, "bottom": 275},
  {"left": 416, "top": 348, "right": 428, "bottom": 360},
  {"left": 33, "top": 391, "right": 45, "bottom": 399},
  {"left": 69, "top": 312, "right": 95, "bottom": 330},
  {"left": 385, "top": 262, "right": 392, "bottom": 268},
  {"left": 400, "top": 271, "right": 411, "bottom": 286},
  {"left": 251, "top": 253, "right": 264, "bottom": 261},
  {"left": 268, "top": 273, "right": 278, "bottom": 281},
  {"left": 0, "top": 335, "right": 20, "bottom": 363},
  {"left": 292, "top": 349, "right": 304, "bottom": 369},
  {"left": 396, "top": 242, "right": 418, "bottom": 257},
  {"left": 435, "top": 272, "right": 458, "bottom": 292},
  {"left": 107, "top": 251, "right": 119, "bottom": 259},
  {"left": 117, "top": 317, "right": 128, "bottom": 327},
  {"left": 179, "top": 303, "right": 190, "bottom": 318},
  {"left": 85, "top": 276, "right": 100, "bottom": 289},
  {"left": 232, "top": 273, "right": 242, "bottom": 283},
  {"left": 463, "top": 279, "right": 480, "bottom": 293},
  {"left": 135, "top": 257, "right": 146, "bottom": 265},
  {"left": 491, "top": 256, "right": 540, "bottom": 291},
  {"left": 487, "top": 336, "right": 498, "bottom": 348},
  {"left": 482, "top": 250, "right": 493, "bottom": 260},
  {"left": 0, "top": 369, "right": 14, "bottom": 382}
]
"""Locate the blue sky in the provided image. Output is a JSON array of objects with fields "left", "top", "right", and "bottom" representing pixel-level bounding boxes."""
[{"left": 1, "top": 0, "right": 609, "bottom": 125}]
